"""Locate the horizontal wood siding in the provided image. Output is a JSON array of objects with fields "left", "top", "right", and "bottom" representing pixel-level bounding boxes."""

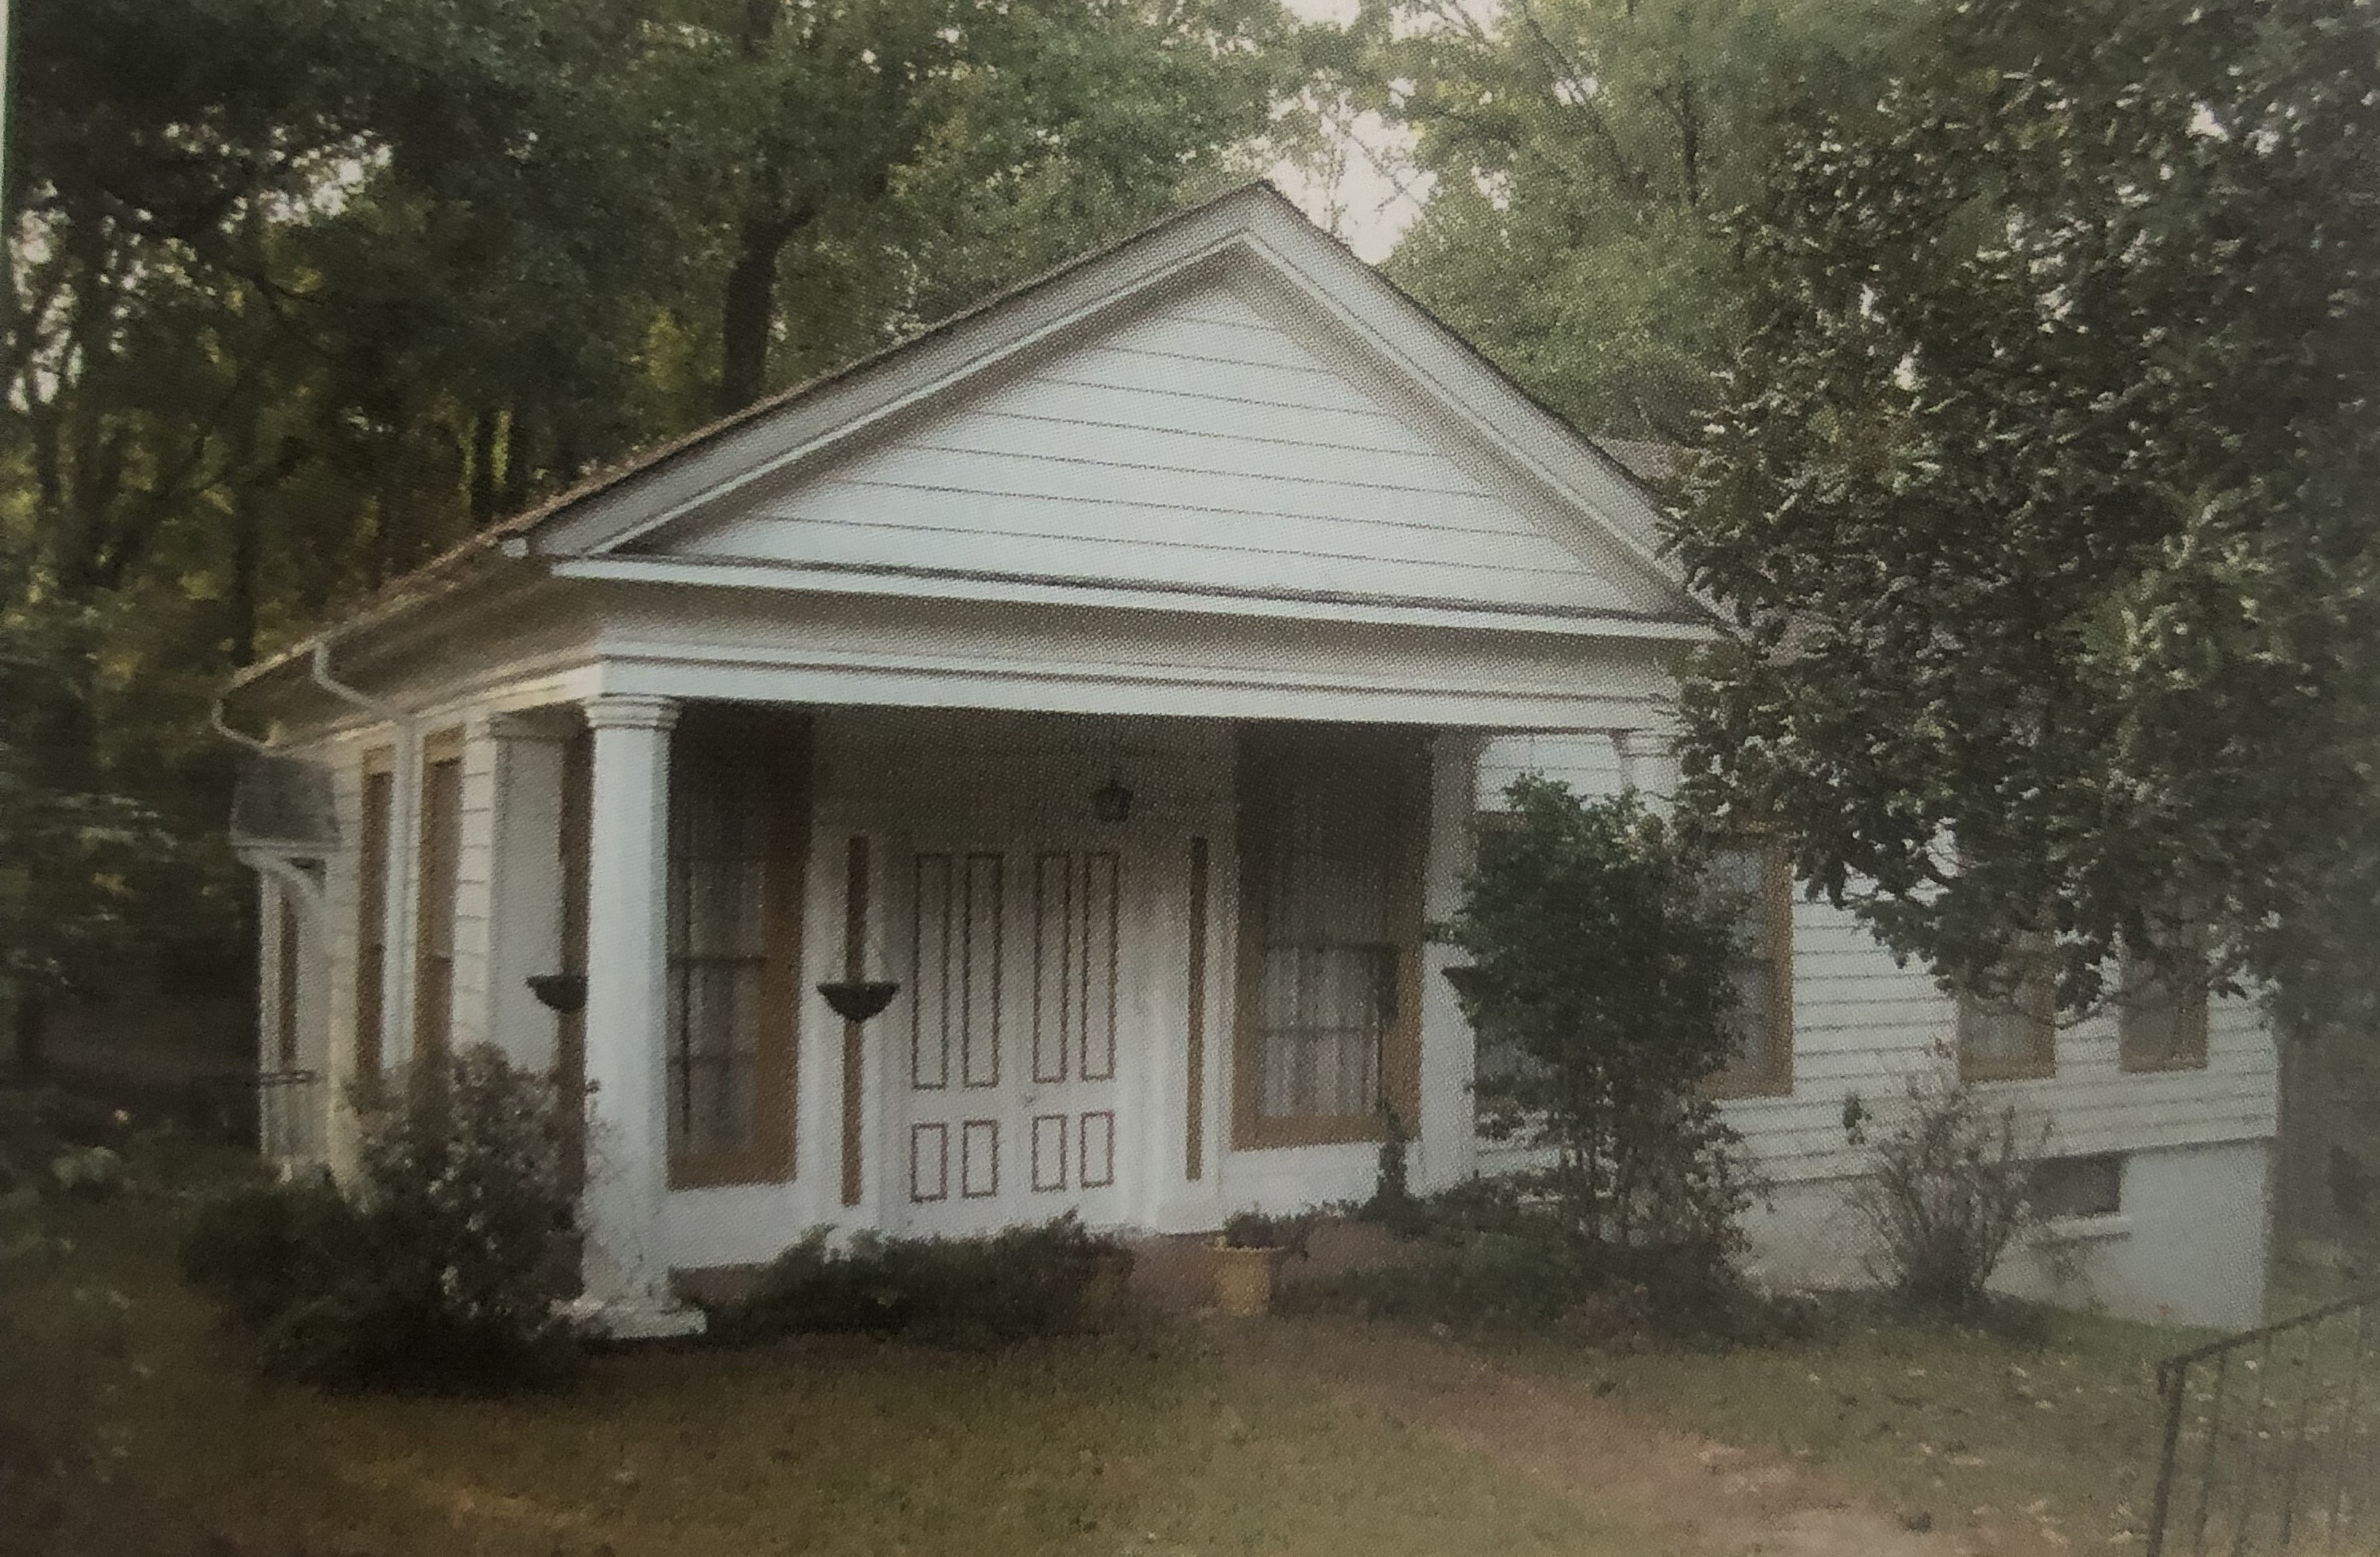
[
  {"left": 448, "top": 725, "right": 500, "bottom": 1051},
  {"left": 659, "top": 282, "right": 1634, "bottom": 613},
  {"left": 1474, "top": 733, "right": 2280, "bottom": 1186}
]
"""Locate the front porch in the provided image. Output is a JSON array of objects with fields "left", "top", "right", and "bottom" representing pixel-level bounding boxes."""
[{"left": 426, "top": 696, "right": 1532, "bottom": 1325}]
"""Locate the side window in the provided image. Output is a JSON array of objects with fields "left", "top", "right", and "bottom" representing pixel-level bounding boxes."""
[
  {"left": 2031, "top": 1153, "right": 2123, "bottom": 1220},
  {"left": 411, "top": 732, "right": 464, "bottom": 1063},
  {"left": 2118, "top": 928, "right": 2210, "bottom": 1073},
  {"left": 354, "top": 752, "right": 393, "bottom": 1078},
  {"left": 1957, "top": 936, "right": 2057, "bottom": 1082}
]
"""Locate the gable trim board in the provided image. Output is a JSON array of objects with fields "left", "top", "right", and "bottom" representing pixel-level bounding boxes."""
[
  {"left": 221, "top": 181, "right": 1710, "bottom": 731},
  {"left": 539, "top": 198, "right": 1686, "bottom": 603},
  {"left": 552, "top": 556, "right": 1713, "bottom": 641}
]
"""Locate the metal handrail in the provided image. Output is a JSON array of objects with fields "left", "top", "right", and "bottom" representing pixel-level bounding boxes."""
[{"left": 2146, "top": 1283, "right": 2380, "bottom": 1557}]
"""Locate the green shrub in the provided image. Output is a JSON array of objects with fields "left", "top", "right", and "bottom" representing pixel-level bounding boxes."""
[
  {"left": 48, "top": 1145, "right": 125, "bottom": 1199},
  {"left": 1355, "top": 1111, "right": 1429, "bottom": 1238},
  {"left": 1433, "top": 782, "right": 1768, "bottom": 1330},
  {"left": 1220, "top": 1208, "right": 1318, "bottom": 1252},
  {"left": 1282, "top": 1177, "right": 1816, "bottom": 1348},
  {"left": 1847, "top": 1067, "right": 2049, "bottom": 1318},
  {"left": 180, "top": 1047, "right": 581, "bottom": 1390},
  {"left": 713, "top": 1216, "right": 1133, "bottom": 1349}
]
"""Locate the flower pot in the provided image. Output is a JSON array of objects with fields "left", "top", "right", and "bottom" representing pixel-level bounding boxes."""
[
  {"left": 1210, "top": 1240, "right": 1283, "bottom": 1318},
  {"left": 818, "top": 980, "right": 900, "bottom": 1022}
]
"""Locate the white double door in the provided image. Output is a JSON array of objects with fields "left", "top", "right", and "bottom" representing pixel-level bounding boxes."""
[{"left": 893, "top": 839, "right": 1128, "bottom": 1236}]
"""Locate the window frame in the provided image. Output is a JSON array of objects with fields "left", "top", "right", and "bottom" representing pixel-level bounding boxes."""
[
  {"left": 1706, "top": 842, "right": 1795, "bottom": 1101},
  {"left": 411, "top": 728, "right": 465, "bottom": 1066},
  {"left": 1231, "top": 722, "right": 1428, "bottom": 1151},
  {"left": 2117, "top": 928, "right": 2212, "bottom": 1074},
  {"left": 354, "top": 747, "right": 394, "bottom": 1080},
  {"left": 2031, "top": 1153, "right": 2125, "bottom": 1221},
  {"left": 663, "top": 707, "right": 810, "bottom": 1190},
  {"left": 1956, "top": 942, "right": 2059, "bottom": 1084}
]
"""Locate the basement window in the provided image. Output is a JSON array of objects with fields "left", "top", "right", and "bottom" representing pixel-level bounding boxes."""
[{"left": 2031, "top": 1153, "right": 2124, "bottom": 1221}]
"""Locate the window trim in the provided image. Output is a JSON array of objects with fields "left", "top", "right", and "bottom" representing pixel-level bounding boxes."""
[
  {"left": 1231, "top": 723, "right": 1428, "bottom": 1151},
  {"left": 664, "top": 707, "right": 810, "bottom": 1191},
  {"left": 1707, "top": 843, "right": 1795, "bottom": 1101},
  {"left": 354, "top": 747, "right": 394, "bottom": 1080},
  {"left": 411, "top": 727, "right": 465, "bottom": 1066}
]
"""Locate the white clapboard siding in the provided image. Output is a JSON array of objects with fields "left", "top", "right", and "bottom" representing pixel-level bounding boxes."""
[
  {"left": 446, "top": 728, "right": 498, "bottom": 1053},
  {"left": 653, "top": 282, "right": 1638, "bottom": 614},
  {"left": 1472, "top": 732, "right": 2282, "bottom": 1185}
]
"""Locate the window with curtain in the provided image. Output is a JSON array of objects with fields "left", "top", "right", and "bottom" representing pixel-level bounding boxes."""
[
  {"left": 664, "top": 712, "right": 806, "bottom": 1185},
  {"left": 1708, "top": 843, "right": 1794, "bottom": 1097},
  {"left": 667, "top": 753, "right": 768, "bottom": 1160},
  {"left": 1235, "top": 725, "right": 1424, "bottom": 1146}
]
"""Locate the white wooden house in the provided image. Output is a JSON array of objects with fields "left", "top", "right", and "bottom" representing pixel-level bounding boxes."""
[{"left": 218, "top": 183, "right": 2277, "bottom": 1335}]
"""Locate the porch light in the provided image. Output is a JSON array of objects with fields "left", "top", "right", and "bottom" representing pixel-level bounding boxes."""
[{"left": 1092, "top": 770, "right": 1134, "bottom": 825}]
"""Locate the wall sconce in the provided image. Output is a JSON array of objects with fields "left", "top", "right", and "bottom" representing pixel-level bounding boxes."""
[{"left": 1091, "top": 770, "right": 1134, "bottom": 825}]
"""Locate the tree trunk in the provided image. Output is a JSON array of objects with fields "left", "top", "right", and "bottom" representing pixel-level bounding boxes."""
[
  {"left": 227, "top": 494, "right": 258, "bottom": 668},
  {"left": 468, "top": 409, "right": 500, "bottom": 526},
  {"left": 717, "top": 214, "right": 787, "bottom": 414},
  {"left": 499, "top": 407, "right": 537, "bottom": 515}
]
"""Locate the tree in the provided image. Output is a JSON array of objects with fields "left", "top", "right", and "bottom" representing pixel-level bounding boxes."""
[
  {"left": 1315, "top": 0, "right": 1921, "bottom": 441},
  {"left": 1438, "top": 779, "right": 1754, "bottom": 1259},
  {"left": 2, "top": 0, "right": 1305, "bottom": 1048},
  {"left": 1666, "top": 0, "right": 2380, "bottom": 1031},
  {"left": 0, "top": 592, "right": 174, "bottom": 1074},
  {"left": 689, "top": 0, "right": 1300, "bottom": 412}
]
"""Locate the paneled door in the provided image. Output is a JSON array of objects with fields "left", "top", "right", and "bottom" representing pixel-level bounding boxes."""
[{"left": 898, "top": 844, "right": 1125, "bottom": 1236}]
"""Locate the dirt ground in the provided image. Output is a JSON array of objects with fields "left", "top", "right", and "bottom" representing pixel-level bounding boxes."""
[{"left": 1224, "top": 1316, "right": 2074, "bottom": 1557}]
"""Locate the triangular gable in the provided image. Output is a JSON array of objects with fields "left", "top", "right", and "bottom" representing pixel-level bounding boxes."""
[{"left": 529, "top": 183, "right": 1707, "bottom": 628}]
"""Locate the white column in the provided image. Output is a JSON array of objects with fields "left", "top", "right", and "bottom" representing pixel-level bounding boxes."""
[
  {"left": 1415, "top": 730, "right": 1483, "bottom": 1192},
  {"left": 576, "top": 693, "right": 700, "bottom": 1335}
]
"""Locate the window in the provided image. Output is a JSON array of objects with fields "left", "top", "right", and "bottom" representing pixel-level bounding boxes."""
[
  {"left": 275, "top": 885, "right": 303, "bottom": 1070},
  {"left": 412, "top": 732, "right": 463, "bottom": 1063},
  {"left": 2031, "top": 1153, "right": 2123, "bottom": 1220},
  {"left": 354, "top": 752, "right": 392, "bottom": 1078},
  {"left": 1234, "top": 723, "right": 1427, "bottom": 1148},
  {"left": 1957, "top": 938, "right": 2057, "bottom": 1082},
  {"left": 1708, "top": 844, "right": 1794, "bottom": 1098},
  {"left": 664, "top": 710, "right": 806, "bottom": 1187},
  {"left": 2118, "top": 928, "right": 2210, "bottom": 1073}
]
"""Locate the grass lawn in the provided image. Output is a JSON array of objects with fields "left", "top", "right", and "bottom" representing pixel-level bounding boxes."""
[
  {"left": 0, "top": 1181, "right": 1677, "bottom": 1557},
  {"left": 1488, "top": 1301, "right": 2215, "bottom": 1551}
]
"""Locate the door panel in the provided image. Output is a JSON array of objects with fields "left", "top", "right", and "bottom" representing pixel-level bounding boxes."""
[{"left": 900, "top": 843, "right": 1125, "bottom": 1236}]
